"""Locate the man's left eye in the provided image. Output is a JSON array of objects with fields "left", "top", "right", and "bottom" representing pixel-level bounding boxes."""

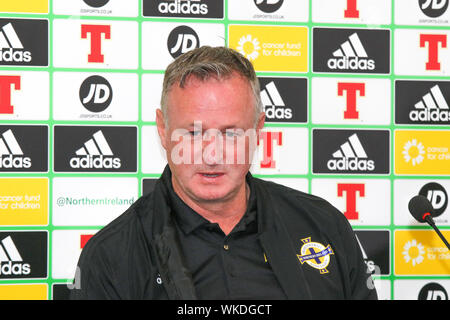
[
  {"left": 224, "top": 130, "right": 240, "bottom": 138},
  {"left": 190, "top": 131, "right": 202, "bottom": 137},
  {"left": 225, "top": 131, "right": 236, "bottom": 137},
  {"left": 226, "top": 130, "right": 245, "bottom": 138}
]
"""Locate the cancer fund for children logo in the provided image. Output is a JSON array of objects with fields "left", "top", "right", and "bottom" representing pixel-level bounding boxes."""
[
  {"left": 0, "top": 0, "right": 48, "bottom": 13},
  {"left": 395, "top": 230, "right": 450, "bottom": 276},
  {"left": 0, "top": 178, "right": 48, "bottom": 226},
  {"left": 395, "top": 130, "right": 450, "bottom": 175},
  {"left": 228, "top": 25, "right": 308, "bottom": 72}
]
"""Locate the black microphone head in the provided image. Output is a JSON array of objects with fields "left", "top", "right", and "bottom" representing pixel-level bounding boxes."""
[{"left": 408, "top": 195, "right": 435, "bottom": 223}]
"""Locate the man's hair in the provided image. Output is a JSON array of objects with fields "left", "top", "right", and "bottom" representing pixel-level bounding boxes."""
[{"left": 160, "top": 46, "right": 263, "bottom": 126}]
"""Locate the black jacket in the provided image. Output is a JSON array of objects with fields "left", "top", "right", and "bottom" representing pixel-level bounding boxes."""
[{"left": 70, "top": 167, "right": 377, "bottom": 300}]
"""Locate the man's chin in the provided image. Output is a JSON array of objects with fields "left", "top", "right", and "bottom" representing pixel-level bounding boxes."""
[{"left": 189, "top": 187, "right": 234, "bottom": 203}]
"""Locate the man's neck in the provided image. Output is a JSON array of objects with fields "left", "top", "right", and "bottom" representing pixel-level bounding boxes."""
[{"left": 172, "top": 179, "right": 250, "bottom": 235}]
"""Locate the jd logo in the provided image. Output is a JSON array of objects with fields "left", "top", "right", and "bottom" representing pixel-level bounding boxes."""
[
  {"left": 419, "top": 0, "right": 449, "bottom": 18},
  {"left": 83, "top": 0, "right": 110, "bottom": 8},
  {"left": 418, "top": 282, "right": 448, "bottom": 300},
  {"left": 167, "top": 25, "right": 199, "bottom": 59},
  {"left": 254, "top": 0, "right": 284, "bottom": 13},
  {"left": 419, "top": 182, "right": 448, "bottom": 217},
  {"left": 79, "top": 75, "right": 113, "bottom": 113}
]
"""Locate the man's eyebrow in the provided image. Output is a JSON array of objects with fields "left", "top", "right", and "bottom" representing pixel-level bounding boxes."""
[{"left": 185, "top": 123, "right": 241, "bottom": 130}]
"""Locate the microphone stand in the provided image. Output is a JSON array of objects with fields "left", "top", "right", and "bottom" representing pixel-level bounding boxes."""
[{"left": 424, "top": 214, "right": 450, "bottom": 251}]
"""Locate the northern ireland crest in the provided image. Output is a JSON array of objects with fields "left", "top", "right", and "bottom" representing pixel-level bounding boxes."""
[{"left": 297, "top": 237, "right": 334, "bottom": 274}]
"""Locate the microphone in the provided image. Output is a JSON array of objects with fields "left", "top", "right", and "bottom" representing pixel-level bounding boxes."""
[{"left": 408, "top": 195, "right": 450, "bottom": 251}]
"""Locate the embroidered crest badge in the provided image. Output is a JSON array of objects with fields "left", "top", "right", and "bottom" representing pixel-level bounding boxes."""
[{"left": 297, "top": 237, "right": 334, "bottom": 274}]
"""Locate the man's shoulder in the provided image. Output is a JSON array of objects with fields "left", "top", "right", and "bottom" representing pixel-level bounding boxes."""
[
  {"left": 254, "top": 176, "right": 336, "bottom": 209},
  {"left": 81, "top": 192, "right": 155, "bottom": 256},
  {"left": 71, "top": 191, "right": 160, "bottom": 299},
  {"left": 254, "top": 177, "right": 326, "bottom": 203},
  {"left": 253, "top": 177, "right": 347, "bottom": 230}
]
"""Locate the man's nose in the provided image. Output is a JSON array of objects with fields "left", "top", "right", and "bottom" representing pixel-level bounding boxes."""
[{"left": 202, "top": 132, "right": 224, "bottom": 165}]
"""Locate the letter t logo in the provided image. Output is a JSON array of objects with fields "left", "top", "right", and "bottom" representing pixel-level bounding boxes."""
[
  {"left": 345, "top": 0, "right": 359, "bottom": 18},
  {"left": 258, "top": 131, "right": 282, "bottom": 169},
  {"left": 0, "top": 75, "right": 21, "bottom": 114},
  {"left": 337, "top": 82, "right": 365, "bottom": 120},
  {"left": 420, "top": 34, "right": 447, "bottom": 71},
  {"left": 81, "top": 24, "right": 111, "bottom": 63},
  {"left": 337, "top": 183, "right": 365, "bottom": 220}
]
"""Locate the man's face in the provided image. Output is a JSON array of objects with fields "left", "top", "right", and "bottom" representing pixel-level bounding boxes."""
[{"left": 156, "top": 73, "right": 264, "bottom": 205}]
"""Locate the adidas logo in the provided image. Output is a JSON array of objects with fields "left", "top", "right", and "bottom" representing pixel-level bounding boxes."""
[
  {"left": 0, "top": 236, "right": 31, "bottom": 276},
  {"left": 0, "top": 23, "right": 31, "bottom": 63},
  {"left": 410, "top": 85, "right": 450, "bottom": 122},
  {"left": 0, "top": 129, "right": 31, "bottom": 169},
  {"left": 157, "top": 0, "right": 209, "bottom": 15},
  {"left": 69, "top": 130, "right": 121, "bottom": 169},
  {"left": 327, "top": 133, "right": 375, "bottom": 171},
  {"left": 260, "top": 81, "right": 292, "bottom": 120},
  {"left": 327, "top": 33, "right": 375, "bottom": 71}
]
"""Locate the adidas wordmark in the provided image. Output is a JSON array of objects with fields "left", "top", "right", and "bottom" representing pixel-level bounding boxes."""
[{"left": 327, "top": 133, "right": 375, "bottom": 171}]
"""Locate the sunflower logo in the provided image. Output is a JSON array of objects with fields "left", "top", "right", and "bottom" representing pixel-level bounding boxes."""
[
  {"left": 236, "top": 35, "right": 261, "bottom": 61},
  {"left": 402, "top": 139, "right": 425, "bottom": 166},
  {"left": 402, "top": 239, "right": 425, "bottom": 267}
]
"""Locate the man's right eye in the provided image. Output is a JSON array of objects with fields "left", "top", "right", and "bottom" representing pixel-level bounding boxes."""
[{"left": 189, "top": 131, "right": 202, "bottom": 137}]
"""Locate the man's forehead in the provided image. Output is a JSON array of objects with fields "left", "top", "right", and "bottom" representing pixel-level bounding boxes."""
[
  {"left": 177, "top": 70, "right": 242, "bottom": 89},
  {"left": 170, "top": 112, "right": 253, "bottom": 129}
]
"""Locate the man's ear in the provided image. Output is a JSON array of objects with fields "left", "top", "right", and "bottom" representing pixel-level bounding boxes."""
[{"left": 156, "top": 109, "right": 168, "bottom": 150}]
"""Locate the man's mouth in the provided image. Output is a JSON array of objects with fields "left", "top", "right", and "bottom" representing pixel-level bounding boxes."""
[{"left": 199, "top": 173, "right": 224, "bottom": 178}]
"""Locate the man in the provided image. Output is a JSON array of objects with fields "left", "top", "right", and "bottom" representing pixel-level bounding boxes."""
[{"left": 71, "top": 46, "right": 377, "bottom": 300}]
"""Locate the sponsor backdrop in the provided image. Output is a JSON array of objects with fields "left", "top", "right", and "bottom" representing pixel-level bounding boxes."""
[{"left": 0, "top": 0, "right": 449, "bottom": 300}]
